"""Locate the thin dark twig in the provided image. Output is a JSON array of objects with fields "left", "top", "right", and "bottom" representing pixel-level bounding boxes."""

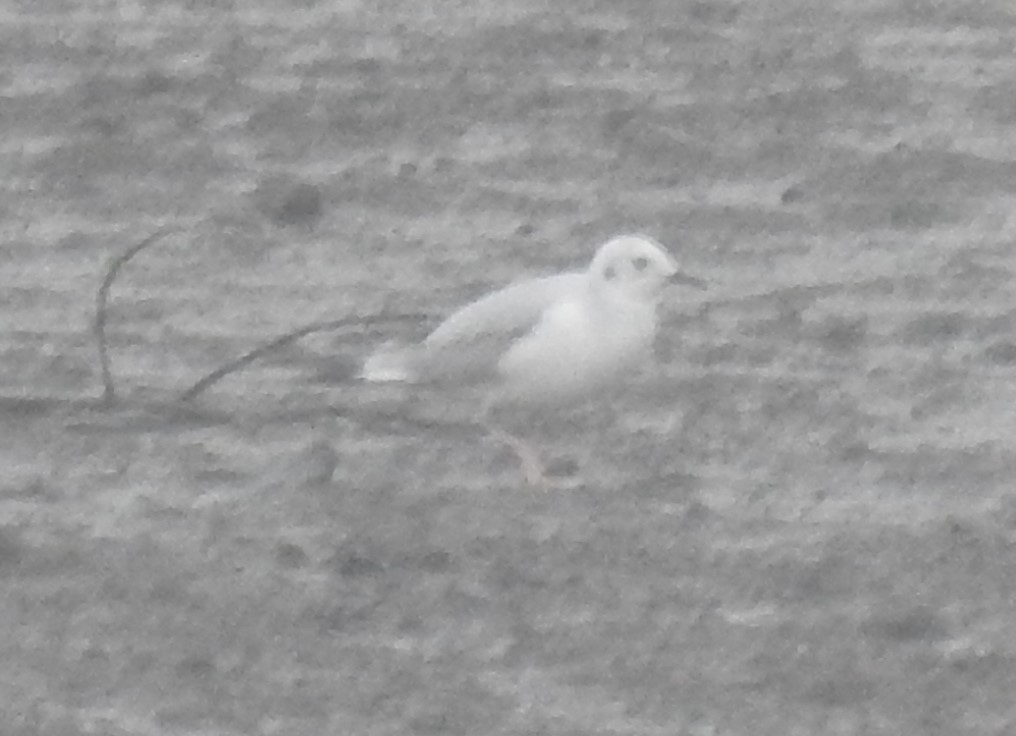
[
  {"left": 178, "top": 312, "right": 431, "bottom": 402},
  {"left": 94, "top": 226, "right": 182, "bottom": 406}
]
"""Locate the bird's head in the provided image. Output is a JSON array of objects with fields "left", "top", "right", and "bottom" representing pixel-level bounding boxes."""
[{"left": 588, "top": 234, "right": 704, "bottom": 301}]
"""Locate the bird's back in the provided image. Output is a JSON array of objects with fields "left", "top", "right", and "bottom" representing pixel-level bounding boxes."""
[{"left": 425, "top": 272, "right": 587, "bottom": 350}]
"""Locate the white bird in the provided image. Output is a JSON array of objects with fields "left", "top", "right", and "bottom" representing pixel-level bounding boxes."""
[{"left": 361, "top": 234, "right": 705, "bottom": 484}]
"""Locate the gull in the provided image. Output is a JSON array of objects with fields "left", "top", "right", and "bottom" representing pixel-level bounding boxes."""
[{"left": 361, "top": 234, "right": 705, "bottom": 484}]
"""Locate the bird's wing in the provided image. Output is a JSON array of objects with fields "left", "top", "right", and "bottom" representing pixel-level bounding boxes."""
[{"left": 415, "top": 272, "right": 587, "bottom": 384}]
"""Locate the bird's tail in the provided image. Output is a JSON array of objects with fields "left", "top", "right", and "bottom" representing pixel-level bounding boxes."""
[{"left": 360, "top": 343, "right": 416, "bottom": 382}]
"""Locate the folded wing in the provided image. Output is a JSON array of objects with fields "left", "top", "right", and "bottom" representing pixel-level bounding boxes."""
[{"left": 362, "top": 272, "right": 586, "bottom": 386}]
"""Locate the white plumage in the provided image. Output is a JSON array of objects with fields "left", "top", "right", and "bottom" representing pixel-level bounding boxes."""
[{"left": 361, "top": 233, "right": 704, "bottom": 483}]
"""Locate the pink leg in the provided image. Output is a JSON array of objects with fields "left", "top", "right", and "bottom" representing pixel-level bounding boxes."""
[{"left": 483, "top": 424, "right": 547, "bottom": 486}]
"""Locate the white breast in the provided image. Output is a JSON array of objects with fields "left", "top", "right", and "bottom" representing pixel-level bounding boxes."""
[{"left": 496, "top": 295, "right": 657, "bottom": 407}]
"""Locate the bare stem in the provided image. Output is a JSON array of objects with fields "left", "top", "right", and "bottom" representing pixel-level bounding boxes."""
[
  {"left": 94, "top": 226, "right": 181, "bottom": 406},
  {"left": 178, "top": 312, "right": 430, "bottom": 402}
]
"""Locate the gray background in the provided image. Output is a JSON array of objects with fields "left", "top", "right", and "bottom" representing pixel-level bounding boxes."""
[{"left": 2, "top": 1, "right": 1016, "bottom": 734}]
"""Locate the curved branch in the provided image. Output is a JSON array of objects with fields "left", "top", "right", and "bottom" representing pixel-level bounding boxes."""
[
  {"left": 94, "top": 226, "right": 182, "bottom": 406},
  {"left": 177, "top": 312, "right": 430, "bottom": 402}
]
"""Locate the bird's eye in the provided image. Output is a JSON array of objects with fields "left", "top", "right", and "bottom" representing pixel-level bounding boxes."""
[
  {"left": 632, "top": 256, "right": 650, "bottom": 271},
  {"left": 603, "top": 265, "right": 617, "bottom": 280}
]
